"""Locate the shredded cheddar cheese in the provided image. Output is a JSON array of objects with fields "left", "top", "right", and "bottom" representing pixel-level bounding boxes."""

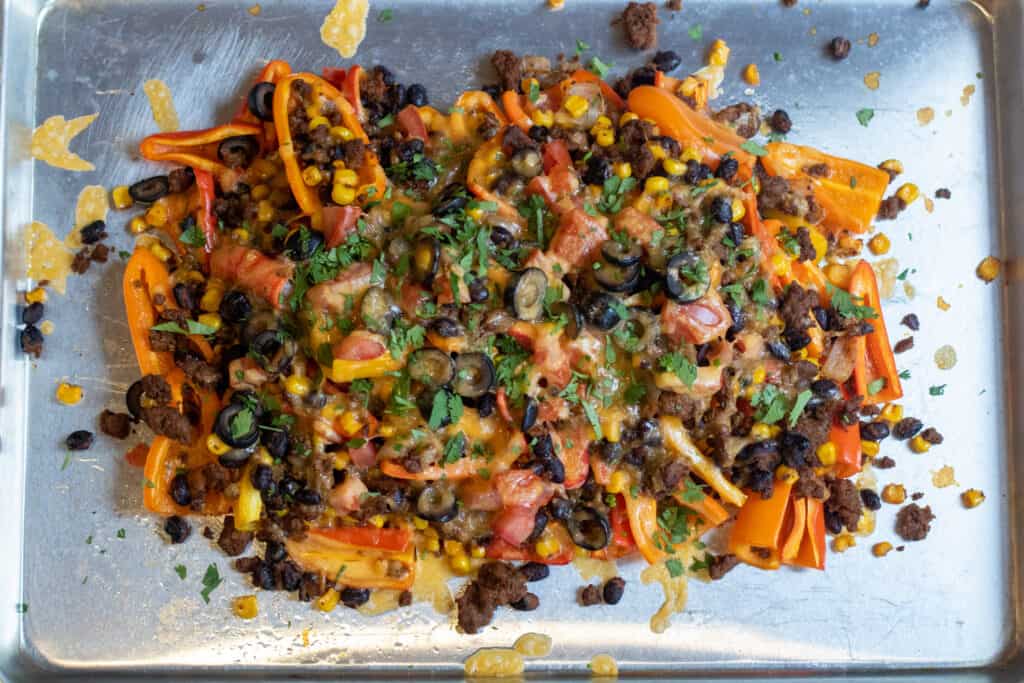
[
  {"left": 320, "top": 0, "right": 369, "bottom": 59},
  {"left": 143, "top": 80, "right": 180, "bottom": 132},
  {"left": 31, "top": 114, "right": 98, "bottom": 171}
]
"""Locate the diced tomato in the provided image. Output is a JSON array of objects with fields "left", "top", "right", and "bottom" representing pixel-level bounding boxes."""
[
  {"left": 399, "top": 282, "right": 431, "bottom": 316},
  {"left": 493, "top": 506, "right": 538, "bottom": 546},
  {"left": 307, "top": 526, "right": 412, "bottom": 552},
  {"left": 322, "top": 205, "right": 362, "bottom": 249},
  {"left": 397, "top": 105, "right": 427, "bottom": 140},
  {"left": 593, "top": 495, "right": 637, "bottom": 559},
  {"left": 661, "top": 293, "right": 733, "bottom": 345},
  {"left": 459, "top": 478, "right": 502, "bottom": 511},
  {"left": 552, "top": 425, "right": 590, "bottom": 489},
  {"left": 542, "top": 140, "right": 571, "bottom": 173},
  {"left": 125, "top": 443, "right": 149, "bottom": 467},
  {"left": 613, "top": 206, "right": 662, "bottom": 248},
  {"left": 328, "top": 475, "right": 368, "bottom": 513},
  {"left": 486, "top": 522, "right": 574, "bottom": 565},
  {"left": 210, "top": 244, "right": 295, "bottom": 309},
  {"left": 348, "top": 440, "right": 377, "bottom": 468},
  {"left": 322, "top": 67, "right": 347, "bottom": 89},
  {"left": 547, "top": 208, "right": 609, "bottom": 271},
  {"left": 494, "top": 469, "right": 555, "bottom": 510},
  {"left": 333, "top": 330, "right": 387, "bottom": 360}
]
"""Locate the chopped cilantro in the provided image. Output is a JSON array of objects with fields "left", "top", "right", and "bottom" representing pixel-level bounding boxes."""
[
  {"left": 827, "top": 283, "right": 877, "bottom": 320},
  {"left": 665, "top": 558, "right": 684, "bottom": 577},
  {"left": 174, "top": 564, "right": 187, "bottom": 580},
  {"left": 680, "top": 479, "right": 705, "bottom": 503},
  {"left": 773, "top": 51, "right": 783, "bottom": 62},
  {"left": 377, "top": 8, "right": 393, "bottom": 22},
  {"left": 200, "top": 563, "right": 223, "bottom": 604},
  {"left": 867, "top": 378, "right": 887, "bottom": 396},
  {"left": 856, "top": 108, "right": 875, "bottom": 127},
  {"left": 688, "top": 23, "right": 703, "bottom": 41},
  {"left": 575, "top": 39, "right": 590, "bottom": 56},
  {"left": 443, "top": 432, "right": 467, "bottom": 464},
  {"left": 787, "top": 389, "right": 813, "bottom": 428},
  {"left": 899, "top": 369, "right": 911, "bottom": 380},
  {"left": 929, "top": 384, "right": 946, "bottom": 396},
  {"left": 528, "top": 80, "right": 540, "bottom": 103},
  {"left": 751, "top": 384, "right": 789, "bottom": 425},
  {"left": 740, "top": 140, "right": 769, "bottom": 156},
  {"left": 116, "top": 528, "right": 126, "bottom": 539},
  {"left": 688, "top": 553, "right": 712, "bottom": 573},
  {"left": 179, "top": 217, "right": 207, "bottom": 247},
  {"left": 751, "top": 278, "right": 772, "bottom": 306},
  {"left": 151, "top": 319, "right": 217, "bottom": 336},
  {"left": 589, "top": 56, "right": 612, "bottom": 78},
  {"left": 660, "top": 352, "right": 697, "bottom": 387}
]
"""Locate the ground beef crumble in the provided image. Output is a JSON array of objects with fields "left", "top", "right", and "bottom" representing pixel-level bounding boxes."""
[
  {"left": 895, "top": 503, "right": 935, "bottom": 541},
  {"left": 619, "top": 2, "right": 659, "bottom": 50},
  {"left": 456, "top": 561, "right": 528, "bottom": 634}
]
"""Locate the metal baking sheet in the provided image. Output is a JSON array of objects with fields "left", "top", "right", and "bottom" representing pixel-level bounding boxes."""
[{"left": 0, "top": 0, "right": 1020, "bottom": 679}]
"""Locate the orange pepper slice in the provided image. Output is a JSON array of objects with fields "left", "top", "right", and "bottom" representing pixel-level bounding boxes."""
[
  {"left": 727, "top": 479, "right": 795, "bottom": 570},
  {"left": 848, "top": 259, "right": 903, "bottom": 404},
  {"left": 139, "top": 122, "right": 263, "bottom": 181}
]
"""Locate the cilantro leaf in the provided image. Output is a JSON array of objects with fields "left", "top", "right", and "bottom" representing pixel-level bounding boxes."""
[
  {"left": 665, "top": 558, "right": 684, "bottom": 577},
  {"left": 377, "top": 8, "right": 393, "bottom": 22},
  {"left": 660, "top": 352, "right": 697, "bottom": 387},
  {"left": 200, "top": 563, "right": 223, "bottom": 603},
  {"left": 179, "top": 218, "right": 207, "bottom": 247},
  {"left": 856, "top": 108, "right": 875, "bottom": 127},
  {"left": 229, "top": 408, "right": 254, "bottom": 441},
  {"left": 680, "top": 479, "right": 705, "bottom": 503},
  {"left": 867, "top": 378, "right": 887, "bottom": 396},
  {"left": 688, "top": 24, "right": 703, "bottom": 41},
  {"left": 788, "top": 389, "right": 813, "bottom": 428},
  {"left": 575, "top": 39, "right": 590, "bottom": 56},
  {"left": 589, "top": 56, "right": 612, "bottom": 78},
  {"left": 827, "top": 283, "right": 877, "bottom": 320},
  {"left": 174, "top": 564, "right": 187, "bottom": 580},
  {"left": 740, "top": 140, "right": 769, "bottom": 156},
  {"left": 929, "top": 384, "right": 946, "bottom": 396},
  {"left": 443, "top": 432, "right": 467, "bottom": 464}
]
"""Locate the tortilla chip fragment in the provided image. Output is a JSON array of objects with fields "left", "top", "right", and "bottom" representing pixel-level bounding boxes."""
[
  {"left": 934, "top": 344, "right": 957, "bottom": 370},
  {"left": 864, "top": 71, "right": 881, "bottom": 90},
  {"left": 67, "top": 185, "right": 109, "bottom": 249},
  {"left": 31, "top": 114, "right": 98, "bottom": 171},
  {"left": 936, "top": 295, "right": 950, "bottom": 311},
  {"left": 143, "top": 80, "right": 180, "bottom": 132},
  {"left": 320, "top": 0, "right": 369, "bottom": 59},
  {"left": 917, "top": 107, "right": 934, "bottom": 126},
  {"left": 25, "top": 221, "right": 73, "bottom": 294},
  {"left": 931, "top": 466, "right": 958, "bottom": 488},
  {"left": 867, "top": 32, "right": 879, "bottom": 47},
  {"left": 961, "top": 84, "right": 975, "bottom": 106}
]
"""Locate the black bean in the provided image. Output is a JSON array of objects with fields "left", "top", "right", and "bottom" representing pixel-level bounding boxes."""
[
  {"left": 219, "top": 290, "right": 252, "bottom": 323},
  {"left": 629, "top": 66, "right": 656, "bottom": 87},
  {"left": 468, "top": 278, "right": 490, "bottom": 303},
  {"left": 170, "top": 473, "right": 192, "bottom": 506},
  {"left": 340, "top": 587, "right": 371, "bottom": 607},
  {"left": 429, "top": 317, "right": 462, "bottom": 338},
  {"left": 475, "top": 393, "right": 496, "bottom": 418},
  {"left": 520, "top": 561, "right": 550, "bottom": 582},
  {"left": 651, "top": 50, "right": 682, "bottom": 73},
  {"left": 20, "top": 325, "right": 43, "bottom": 357},
  {"left": 279, "top": 477, "right": 301, "bottom": 498},
  {"left": 397, "top": 138, "right": 424, "bottom": 162},
  {"left": 811, "top": 379, "right": 841, "bottom": 400},
  {"left": 683, "top": 159, "right": 713, "bottom": 185},
  {"left": 709, "top": 196, "right": 733, "bottom": 224},
  {"left": 511, "top": 593, "right": 540, "bottom": 611},
  {"left": 829, "top": 36, "right": 852, "bottom": 60},
  {"left": 265, "top": 540, "right": 287, "bottom": 564},
  {"left": 583, "top": 155, "right": 612, "bottom": 186},
  {"left": 528, "top": 125, "right": 550, "bottom": 143},
  {"left": 769, "top": 109, "right": 792, "bottom": 134},
  {"left": 65, "top": 429, "right": 94, "bottom": 451},
  {"left": 254, "top": 561, "right": 276, "bottom": 589},
  {"left": 164, "top": 515, "right": 191, "bottom": 543},
  {"left": 279, "top": 561, "right": 303, "bottom": 591},
  {"left": 602, "top": 577, "right": 626, "bottom": 605},
  {"left": 780, "top": 431, "right": 811, "bottom": 468},
  {"left": 532, "top": 433, "right": 555, "bottom": 459},
  {"left": 579, "top": 584, "right": 602, "bottom": 606},
  {"left": 261, "top": 429, "right": 290, "bottom": 460},
  {"left": 251, "top": 464, "right": 274, "bottom": 492},
  {"left": 892, "top": 417, "right": 923, "bottom": 440},
  {"left": 294, "top": 489, "right": 322, "bottom": 505},
  {"left": 172, "top": 283, "right": 196, "bottom": 311},
  {"left": 405, "top": 83, "right": 429, "bottom": 107},
  {"left": 80, "top": 219, "right": 107, "bottom": 245},
  {"left": 860, "top": 421, "right": 891, "bottom": 442},
  {"left": 716, "top": 156, "right": 739, "bottom": 181},
  {"left": 783, "top": 328, "right": 811, "bottom": 352},
  {"left": 767, "top": 339, "right": 790, "bottom": 361},
  {"left": 900, "top": 313, "right": 920, "bottom": 331},
  {"left": 860, "top": 488, "right": 882, "bottom": 511},
  {"left": 22, "top": 302, "right": 44, "bottom": 326},
  {"left": 824, "top": 510, "right": 842, "bottom": 535}
]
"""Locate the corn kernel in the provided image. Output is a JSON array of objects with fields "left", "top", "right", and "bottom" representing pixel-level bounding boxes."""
[
  {"left": 590, "top": 115, "right": 612, "bottom": 132},
  {"left": 896, "top": 182, "right": 919, "bottom": 205},
  {"left": 425, "top": 537, "right": 440, "bottom": 553},
  {"left": 55, "top": 382, "right": 83, "bottom": 406},
  {"left": 206, "top": 434, "right": 230, "bottom": 455},
  {"left": 742, "top": 63, "right": 760, "bottom": 86},
  {"left": 531, "top": 109, "right": 554, "bottom": 128},
  {"left": 595, "top": 129, "right": 615, "bottom": 147},
  {"left": 369, "top": 515, "right": 386, "bottom": 528},
  {"left": 149, "top": 243, "right": 172, "bottom": 262},
  {"left": 200, "top": 285, "right": 224, "bottom": 312},
  {"left": 317, "top": 588, "right": 340, "bottom": 612},
  {"left": 333, "top": 169, "right": 358, "bottom": 187},
  {"left": 646, "top": 142, "right": 668, "bottom": 160},
  {"left": 251, "top": 158, "right": 277, "bottom": 181},
  {"left": 678, "top": 76, "right": 700, "bottom": 98},
  {"left": 613, "top": 162, "right": 632, "bottom": 179},
  {"left": 413, "top": 516, "right": 429, "bottom": 530},
  {"left": 824, "top": 263, "right": 851, "bottom": 288},
  {"left": 879, "top": 404, "right": 903, "bottom": 424},
  {"left": 197, "top": 313, "right": 221, "bottom": 333},
  {"left": 808, "top": 228, "right": 828, "bottom": 261},
  {"left": 111, "top": 185, "right": 134, "bottom": 210},
  {"left": 444, "top": 540, "right": 465, "bottom": 557},
  {"left": 872, "top": 541, "right": 893, "bottom": 557},
  {"left": 680, "top": 146, "right": 701, "bottom": 163},
  {"left": 962, "top": 488, "right": 986, "bottom": 508},
  {"left": 329, "top": 125, "right": 354, "bottom": 141},
  {"left": 868, "top": 233, "right": 891, "bottom": 256},
  {"left": 619, "top": 112, "right": 639, "bottom": 125},
  {"left": 129, "top": 216, "right": 149, "bottom": 235},
  {"left": 423, "top": 527, "right": 438, "bottom": 540},
  {"left": 817, "top": 441, "right": 837, "bottom": 466},
  {"left": 751, "top": 366, "right": 766, "bottom": 385},
  {"left": 750, "top": 422, "right": 773, "bottom": 441},
  {"left": 249, "top": 184, "right": 271, "bottom": 201},
  {"left": 644, "top": 176, "right": 669, "bottom": 195},
  {"left": 308, "top": 116, "right": 330, "bottom": 130},
  {"left": 25, "top": 287, "right": 47, "bottom": 304},
  {"left": 977, "top": 256, "right": 1001, "bottom": 283},
  {"left": 832, "top": 533, "right": 856, "bottom": 552},
  {"left": 708, "top": 39, "right": 731, "bottom": 67},
  {"left": 776, "top": 465, "right": 799, "bottom": 484},
  {"left": 881, "top": 483, "right": 906, "bottom": 504},
  {"left": 470, "top": 544, "right": 486, "bottom": 559},
  {"left": 232, "top": 595, "right": 259, "bottom": 619},
  {"left": 654, "top": 193, "right": 673, "bottom": 212},
  {"left": 339, "top": 410, "right": 362, "bottom": 435},
  {"left": 332, "top": 185, "right": 357, "bottom": 205},
  {"left": 284, "top": 374, "right": 312, "bottom": 397},
  {"left": 466, "top": 207, "right": 485, "bottom": 222},
  {"left": 144, "top": 203, "right": 168, "bottom": 227},
  {"left": 256, "top": 200, "right": 276, "bottom": 223},
  {"left": 562, "top": 94, "right": 589, "bottom": 118},
  {"left": 232, "top": 228, "right": 250, "bottom": 243},
  {"left": 730, "top": 198, "right": 746, "bottom": 222},
  {"left": 332, "top": 452, "right": 350, "bottom": 469},
  {"left": 450, "top": 553, "right": 472, "bottom": 574},
  {"left": 878, "top": 158, "right": 904, "bottom": 176},
  {"left": 860, "top": 440, "right": 880, "bottom": 457},
  {"left": 910, "top": 435, "right": 931, "bottom": 453},
  {"left": 660, "top": 158, "right": 684, "bottom": 176},
  {"left": 770, "top": 252, "right": 792, "bottom": 277},
  {"left": 301, "top": 166, "right": 323, "bottom": 186},
  {"left": 607, "top": 470, "right": 629, "bottom": 494},
  {"left": 534, "top": 535, "right": 560, "bottom": 558}
]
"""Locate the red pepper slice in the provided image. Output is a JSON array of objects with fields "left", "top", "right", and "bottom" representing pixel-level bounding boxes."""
[
  {"left": 340, "top": 64, "right": 366, "bottom": 122},
  {"left": 397, "top": 104, "right": 428, "bottom": 140},
  {"left": 831, "top": 417, "right": 862, "bottom": 479},
  {"left": 193, "top": 167, "right": 217, "bottom": 255},
  {"left": 501, "top": 90, "right": 532, "bottom": 132},
  {"left": 848, "top": 260, "right": 902, "bottom": 404},
  {"left": 307, "top": 526, "right": 412, "bottom": 553},
  {"left": 322, "top": 66, "right": 347, "bottom": 89},
  {"left": 139, "top": 123, "right": 264, "bottom": 182},
  {"left": 592, "top": 495, "right": 637, "bottom": 560}
]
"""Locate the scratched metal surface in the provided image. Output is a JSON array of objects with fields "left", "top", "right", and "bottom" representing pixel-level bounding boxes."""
[{"left": 0, "top": 0, "right": 1021, "bottom": 680}]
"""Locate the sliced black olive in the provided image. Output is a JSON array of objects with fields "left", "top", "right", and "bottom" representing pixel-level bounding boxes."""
[
  {"left": 218, "top": 136, "right": 259, "bottom": 169},
  {"left": 453, "top": 352, "right": 495, "bottom": 399},
  {"left": 261, "top": 428, "right": 290, "bottom": 460},
  {"left": 521, "top": 396, "right": 539, "bottom": 432},
  {"left": 405, "top": 83, "right": 429, "bottom": 107},
  {"left": 214, "top": 403, "right": 260, "bottom": 449},
  {"left": 283, "top": 227, "right": 323, "bottom": 261},
  {"left": 129, "top": 176, "right": 170, "bottom": 204},
  {"left": 360, "top": 287, "right": 399, "bottom": 334},
  {"left": 248, "top": 82, "right": 276, "bottom": 122},
  {"left": 652, "top": 50, "right": 682, "bottom": 72},
  {"left": 474, "top": 393, "right": 497, "bottom": 417},
  {"left": 548, "top": 301, "right": 582, "bottom": 339},
  {"left": 164, "top": 515, "right": 191, "bottom": 543},
  {"left": 409, "top": 348, "right": 455, "bottom": 388},
  {"left": 170, "top": 473, "right": 192, "bottom": 506},
  {"left": 125, "top": 379, "right": 145, "bottom": 420},
  {"left": 429, "top": 317, "right": 463, "bottom": 338},
  {"left": 219, "top": 290, "right": 252, "bottom": 323},
  {"left": 411, "top": 236, "right": 440, "bottom": 285},
  {"left": 22, "top": 302, "right": 44, "bottom": 326},
  {"left": 665, "top": 251, "right": 710, "bottom": 303},
  {"left": 539, "top": 450, "right": 565, "bottom": 484},
  {"left": 433, "top": 183, "right": 469, "bottom": 216},
  {"left": 505, "top": 268, "right": 547, "bottom": 321},
  {"left": 601, "top": 239, "right": 643, "bottom": 267},
  {"left": 594, "top": 261, "right": 640, "bottom": 293},
  {"left": 416, "top": 482, "right": 457, "bottom": 522},
  {"left": 468, "top": 278, "right": 490, "bottom": 303},
  {"left": 581, "top": 292, "right": 623, "bottom": 331},
  {"left": 250, "top": 329, "right": 282, "bottom": 360},
  {"left": 218, "top": 448, "right": 253, "bottom": 469},
  {"left": 490, "top": 226, "right": 518, "bottom": 250},
  {"left": 567, "top": 505, "right": 611, "bottom": 551},
  {"left": 613, "top": 308, "right": 659, "bottom": 352},
  {"left": 767, "top": 339, "right": 791, "bottom": 361},
  {"left": 80, "top": 219, "right": 107, "bottom": 244},
  {"left": 549, "top": 496, "right": 573, "bottom": 522},
  {"left": 526, "top": 509, "right": 549, "bottom": 543}
]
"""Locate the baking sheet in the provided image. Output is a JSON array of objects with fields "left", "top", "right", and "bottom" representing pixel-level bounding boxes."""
[{"left": 0, "top": 0, "right": 1021, "bottom": 679}]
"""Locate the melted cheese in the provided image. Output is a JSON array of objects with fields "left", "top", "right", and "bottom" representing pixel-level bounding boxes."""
[
  {"left": 463, "top": 648, "right": 524, "bottom": 678},
  {"left": 640, "top": 561, "right": 688, "bottom": 634},
  {"left": 514, "top": 632, "right": 552, "bottom": 658},
  {"left": 572, "top": 555, "right": 619, "bottom": 583},
  {"left": 143, "top": 79, "right": 180, "bottom": 132},
  {"left": 67, "top": 185, "right": 109, "bottom": 249},
  {"left": 320, "top": 0, "right": 369, "bottom": 59},
  {"left": 31, "top": 114, "right": 97, "bottom": 171},
  {"left": 25, "top": 221, "right": 73, "bottom": 294},
  {"left": 589, "top": 653, "right": 618, "bottom": 677},
  {"left": 356, "top": 553, "right": 455, "bottom": 616}
]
